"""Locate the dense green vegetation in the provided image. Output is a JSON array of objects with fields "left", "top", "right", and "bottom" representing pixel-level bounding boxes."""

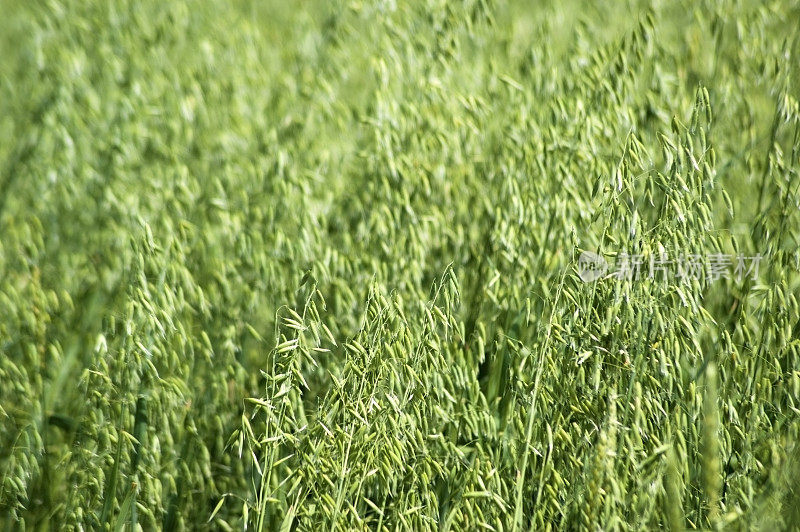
[{"left": 1, "top": 0, "right": 799, "bottom": 529}]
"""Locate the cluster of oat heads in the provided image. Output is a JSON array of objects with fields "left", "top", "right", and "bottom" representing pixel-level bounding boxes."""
[{"left": 1, "top": 0, "right": 799, "bottom": 530}]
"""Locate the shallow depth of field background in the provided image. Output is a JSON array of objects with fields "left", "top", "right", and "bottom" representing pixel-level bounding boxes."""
[{"left": 1, "top": 0, "right": 799, "bottom": 530}]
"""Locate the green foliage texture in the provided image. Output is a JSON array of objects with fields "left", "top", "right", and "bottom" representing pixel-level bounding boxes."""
[{"left": 1, "top": 0, "right": 800, "bottom": 530}]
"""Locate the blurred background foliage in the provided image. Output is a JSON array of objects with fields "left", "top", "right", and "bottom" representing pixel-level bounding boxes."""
[{"left": 1, "top": 0, "right": 799, "bottom": 529}]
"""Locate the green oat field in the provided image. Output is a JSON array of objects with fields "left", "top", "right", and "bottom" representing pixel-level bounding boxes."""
[{"left": 1, "top": 0, "right": 800, "bottom": 530}]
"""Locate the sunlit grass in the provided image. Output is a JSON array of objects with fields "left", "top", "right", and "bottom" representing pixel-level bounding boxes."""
[{"left": 1, "top": 0, "right": 799, "bottom": 530}]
